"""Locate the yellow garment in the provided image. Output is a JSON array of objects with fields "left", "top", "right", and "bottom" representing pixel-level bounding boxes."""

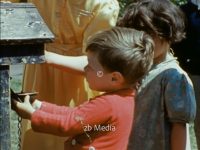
[{"left": 21, "top": 0, "right": 119, "bottom": 150}]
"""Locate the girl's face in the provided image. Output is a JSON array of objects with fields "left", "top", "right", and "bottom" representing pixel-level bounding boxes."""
[{"left": 84, "top": 51, "right": 113, "bottom": 92}]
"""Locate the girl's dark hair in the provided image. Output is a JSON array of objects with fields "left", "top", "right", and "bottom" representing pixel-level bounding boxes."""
[
  {"left": 86, "top": 27, "right": 154, "bottom": 85},
  {"left": 117, "top": 0, "right": 186, "bottom": 43}
]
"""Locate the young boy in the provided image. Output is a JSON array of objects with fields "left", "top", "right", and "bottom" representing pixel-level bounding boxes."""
[{"left": 13, "top": 27, "right": 154, "bottom": 150}]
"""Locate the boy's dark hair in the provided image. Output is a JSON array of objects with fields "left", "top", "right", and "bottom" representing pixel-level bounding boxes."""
[
  {"left": 86, "top": 27, "right": 154, "bottom": 85},
  {"left": 117, "top": 0, "right": 186, "bottom": 43}
]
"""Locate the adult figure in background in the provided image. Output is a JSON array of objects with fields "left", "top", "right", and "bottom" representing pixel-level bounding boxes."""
[
  {"left": 21, "top": 0, "right": 119, "bottom": 150},
  {"left": 173, "top": 0, "right": 200, "bottom": 149}
]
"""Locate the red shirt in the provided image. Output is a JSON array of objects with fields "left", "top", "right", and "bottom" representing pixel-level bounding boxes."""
[{"left": 31, "top": 88, "right": 135, "bottom": 150}]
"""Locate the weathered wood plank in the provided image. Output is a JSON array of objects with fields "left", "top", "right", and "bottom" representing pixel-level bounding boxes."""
[{"left": 0, "top": 3, "right": 54, "bottom": 44}]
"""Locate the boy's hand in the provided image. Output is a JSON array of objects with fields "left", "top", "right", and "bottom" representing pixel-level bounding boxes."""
[{"left": 13, "top": 95, "right": 35, "bottom": 120}]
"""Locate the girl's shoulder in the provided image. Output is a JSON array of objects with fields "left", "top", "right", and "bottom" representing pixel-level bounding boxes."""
[
  {"left": 139, "top": 57, "right": 193, "bottom": 92},
  {"left": 160, "top": 64, "right": 193, "bottom": 86},
  {"left": 152, "top": 52, "right": 191, "bottom": 82}
]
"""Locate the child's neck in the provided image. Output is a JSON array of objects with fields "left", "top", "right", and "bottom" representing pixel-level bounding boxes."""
[
  {"left": 104, "top": 84, "right": 134, "bottom": 93},
  {"left": 153, "top": 39, "right": 170, "bottom": 64},
  {"left": 153, "top": 51, "right": 168, "bottom": 64}
]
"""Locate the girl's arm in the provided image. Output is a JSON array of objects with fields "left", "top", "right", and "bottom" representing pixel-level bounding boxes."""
[
  {"left": 45, "top": 51, "right": 87, "bottom": 75},
  {"left": 171, "top": 123, "right": 186, "bottom": 150},
  {"left": 164, "top": 70, "right": 196, "bottom": 149}
]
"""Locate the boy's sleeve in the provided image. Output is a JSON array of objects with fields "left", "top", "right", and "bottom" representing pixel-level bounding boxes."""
[
  {"left": 31, "top": 97, "right": 112, "bottom": 137},
  {"left": 38, "top": 101, "right": 74, "bottom": 115},
  {"left": 164, "top": 70, "right": 196, "bottom": 123}
]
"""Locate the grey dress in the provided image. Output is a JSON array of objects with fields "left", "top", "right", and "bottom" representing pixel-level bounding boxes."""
[{"left": 128, "top": 53, "right": 196, "bottom": 150}]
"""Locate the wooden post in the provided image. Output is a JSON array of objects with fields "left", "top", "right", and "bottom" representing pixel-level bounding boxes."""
[
  {"left": 0, "top": 65, "right": 11, "bottom": 150},
  {"left": 0, "top": 3, "right": 54, "bottom": 150}
]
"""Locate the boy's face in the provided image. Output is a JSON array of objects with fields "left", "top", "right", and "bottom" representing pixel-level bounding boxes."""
[{"left": 84, "top": 51, "right": 113, "bottom": 92}]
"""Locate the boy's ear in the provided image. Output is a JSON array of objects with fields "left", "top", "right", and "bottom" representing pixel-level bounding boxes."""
[{"left": 110, "top": 71, "right": 125, "bottom": 84}]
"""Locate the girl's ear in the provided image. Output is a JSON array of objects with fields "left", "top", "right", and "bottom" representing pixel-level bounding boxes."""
[{"left": 110, "top": 71, "right": 125, "bottom": 85}]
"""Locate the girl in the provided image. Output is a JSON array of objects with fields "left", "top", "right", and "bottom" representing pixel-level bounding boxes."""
[{"left": 117, "top": 0, "right": 196, "bottom": 149}]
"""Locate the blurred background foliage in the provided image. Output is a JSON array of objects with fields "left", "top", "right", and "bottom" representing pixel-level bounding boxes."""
[{"left": 118, "top": 0, "right": 187, "bottom": 16}]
